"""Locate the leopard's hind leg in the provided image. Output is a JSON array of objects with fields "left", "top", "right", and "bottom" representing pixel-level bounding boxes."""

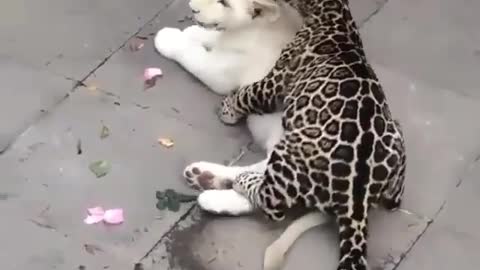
[{"left": 381, "top": 120, "right": 406, "bottom": 211}]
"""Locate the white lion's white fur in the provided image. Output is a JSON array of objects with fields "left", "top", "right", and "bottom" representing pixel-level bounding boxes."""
[
  {"left": 264, "top": 212, "right": 330, "bottom": 270},
  {"left": 155, "top": 1, "right": 325, "bottom": 269}
]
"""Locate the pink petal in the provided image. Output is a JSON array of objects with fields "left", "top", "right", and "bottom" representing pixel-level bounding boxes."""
[
  {"left": 87, "top": 206, "right": 105, "bottom": 216},
  {"left": 84, "top": 215, "right": 105, "bottom": 224},
  {"left": 103, "top": 209, "right": 124, "bottom": 224},
  {"left": 143, "top": 68, "right": 162, "bottom": 80}
]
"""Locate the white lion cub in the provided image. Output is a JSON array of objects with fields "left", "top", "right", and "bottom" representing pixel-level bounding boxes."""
[
  {"left": 155, "top": 0, "right": 302, "bottom": 95},
  {"left": 155, "top": 0, "right": 328, "bottom": 269}
]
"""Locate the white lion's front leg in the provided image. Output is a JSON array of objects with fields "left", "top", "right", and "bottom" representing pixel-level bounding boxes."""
[
  {"left": 182, "top": 25, "right": 220, "bottom": 48},
  {"left": 154, "top": 27, "right": 189, "bottom": 60},
  {"left": 155, "top": 27, "right": 243, "bottom": 95}
]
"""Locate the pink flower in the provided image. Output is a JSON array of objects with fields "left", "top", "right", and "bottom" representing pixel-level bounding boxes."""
[{"left": 84, "top": 207, "right": 124, "bottom": 225}]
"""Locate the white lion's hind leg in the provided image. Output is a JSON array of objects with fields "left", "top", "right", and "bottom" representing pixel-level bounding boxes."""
[
  {"left": 263, "top": 212, "right": 329, "bottom": 270},
  {"left": 198, "top": 189, "right": 254, "bottom": 216}
]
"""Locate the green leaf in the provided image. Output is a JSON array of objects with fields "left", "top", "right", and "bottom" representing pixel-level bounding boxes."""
[
  {"left": 100, "top": 125, "right": 110, "bottom": 139},
  {"left": 164, "top": 189, "right": 177, "bottom": 200},
  {"left": 155, "top": 189, "right": 197, "bottom": 212},
  {"left": 167, "top": 196, "right": 180, "bottom": 212},
  {"left": 156, "top": 198, "right": 168, "bottom": 210},
  {"left": 89, "top": 160, "right": 111, "bottom": 178},
  {"left": 155, "top": 191, "right": 164, "bottom": 200}
]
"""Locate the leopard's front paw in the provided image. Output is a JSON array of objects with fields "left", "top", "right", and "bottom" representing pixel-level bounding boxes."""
[{"left": 218, "top": 95, "right": 243, "bottom": 125}]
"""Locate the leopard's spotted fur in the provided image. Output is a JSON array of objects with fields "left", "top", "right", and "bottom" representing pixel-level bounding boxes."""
[{"left": 218, "top": 0, "right": 406, "bottom": 269}]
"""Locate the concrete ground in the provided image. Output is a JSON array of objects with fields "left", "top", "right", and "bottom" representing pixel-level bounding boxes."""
[{"left": 1, "top": 0, "right": 479, "bottom": 269}]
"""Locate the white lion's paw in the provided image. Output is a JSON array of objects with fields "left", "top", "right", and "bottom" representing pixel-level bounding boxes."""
[
  {"left": 183, "top": 25, "right": 209, "bottom": 42},
  {"left": 154, "top": 27, "right": 188, "bottom": 59},
  {"left": 183, "top": 161, "right": 236, "bottom": 190},
  {"left": 263, "top": 240, "right": 286, "bottom": 270},
  {"left": 183, "top": 25, "right": 218, "bottom": 47},
  {"left": 197, "top": 189, "right": 254, "bottom": 216}
]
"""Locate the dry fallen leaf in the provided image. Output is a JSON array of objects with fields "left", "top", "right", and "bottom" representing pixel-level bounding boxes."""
[
  {"left": 133, "top": 263, "right": 144, "bottom": 270},
  {"left": 129, "top": 38, "right": 145, "bottom": 52},
  {"left": 86, "top": 84, "right": 98, "bottom": 91},
  {"left": 84, "top": 243, "right": 104, "bottom": 255},
  {"left": 100, "top": 124, "right": 110, "bottom": 139},
  {"left": 157, "top": 137, "right": 174, "bottom": 148},
  {"left": 89, "top": 160, "right": 111, "bottom": 178}
]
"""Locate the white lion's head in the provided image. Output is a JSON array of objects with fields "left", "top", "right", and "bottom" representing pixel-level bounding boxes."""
[{"left": 189, "top": 0, "right": 281, "bottom": 30}]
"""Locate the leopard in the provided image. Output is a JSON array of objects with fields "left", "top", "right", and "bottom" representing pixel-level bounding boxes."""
[{"left": 183, "top": 0, "right": 407, "bottom": 270}]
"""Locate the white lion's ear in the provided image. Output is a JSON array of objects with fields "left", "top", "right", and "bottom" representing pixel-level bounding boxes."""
[{"left": 252, "top": 0, "right": 280, "bottom": 22}]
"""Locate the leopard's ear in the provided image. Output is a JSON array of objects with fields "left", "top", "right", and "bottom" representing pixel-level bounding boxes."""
[{"left": 252, "top": 0, "right": 280, "bottom": 22}]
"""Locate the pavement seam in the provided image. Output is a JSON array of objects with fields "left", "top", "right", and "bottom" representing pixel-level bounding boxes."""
[
  {"left": 359, "top": 0, "right": 392, "bottom": 27},
  {"left": 391, "top": 201, "right": 445, "bottom": 270}
]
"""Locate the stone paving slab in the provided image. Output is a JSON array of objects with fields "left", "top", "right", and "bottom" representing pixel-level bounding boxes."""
[
  {"left": 0, "top": 0, "right": 176, "bottom": 154},
  {"left": 0, "top": 57, "right": 72, "bottom": 152},
  {"left": 0, "top": 87, "right": 249, "bottom": 269},
  {"left": 361, "top": 0, "right": 480, "bottom": 98},
  {"left": 0, "top": 0, "right": 175, "bottom": 80},
  {"left": 360, "top": 0, "right": 480, "bottom": 219},
  {"left": 0, "top": 199, "right": 133, "bottom": 270},
  {"left": 373, "top": 65, "right": 480, "bottom": 219},
  {"left": 349, "top": 0, "right": 387, "bottom": 26},
  {"left": 397, "top": 160, "right": 480, "bottom": 270}
]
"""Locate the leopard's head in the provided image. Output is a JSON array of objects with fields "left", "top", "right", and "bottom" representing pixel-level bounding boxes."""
[{"left": 189, "top": 0, "right": 281, "bottom": 30}]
